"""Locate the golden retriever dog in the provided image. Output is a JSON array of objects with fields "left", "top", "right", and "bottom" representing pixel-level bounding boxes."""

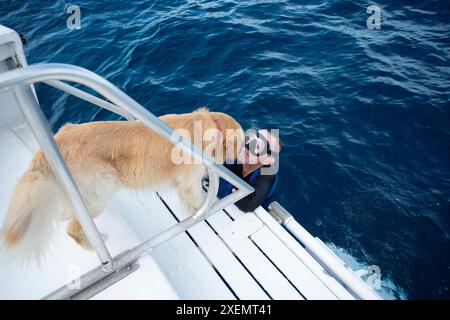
[{"left": 0, "top": 108, "right": 243, "bottom": 260}]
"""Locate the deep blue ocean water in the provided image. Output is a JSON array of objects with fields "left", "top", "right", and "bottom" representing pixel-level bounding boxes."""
[{"left": 1, "top": 0, "right": 449, "bottom": 299}]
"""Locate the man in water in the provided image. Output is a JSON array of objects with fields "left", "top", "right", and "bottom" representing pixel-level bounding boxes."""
[{"left": 218, "top": 129, "right": 281, "bottom": 212}]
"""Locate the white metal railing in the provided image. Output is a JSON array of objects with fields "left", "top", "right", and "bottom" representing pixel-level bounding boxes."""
[
  {"left": 0, "top": 63, "right": 254, "bottom": 299},
  {"left": 267, "top": 201, "right": 381, "bottom": 300}
]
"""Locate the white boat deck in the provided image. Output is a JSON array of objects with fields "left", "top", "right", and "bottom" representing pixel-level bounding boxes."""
[
  {"left": 0, "top": 122, "right": 179, "bottom": 299},
  {"left": 0, "top": 121, "right": 357, "bottom": 300}
]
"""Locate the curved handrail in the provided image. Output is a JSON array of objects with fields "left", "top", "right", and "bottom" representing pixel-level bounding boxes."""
[
  {"left": 0, "top": 64, "right": 252, "bottom": 191},
  {"left": 45, "top": 79, "right": 136, "bottom": 121},
  {"left": 0, "top": 63, "right": 253, "bottom": 274}
]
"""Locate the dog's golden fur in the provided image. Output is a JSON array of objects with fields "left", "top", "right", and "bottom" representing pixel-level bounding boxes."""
[{"left": 1, "top": 108, "right": 243, "bottom": 258}]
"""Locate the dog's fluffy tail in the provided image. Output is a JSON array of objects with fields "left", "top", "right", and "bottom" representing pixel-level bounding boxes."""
[{"left": 1, "top": 169, "right": 62, "bottom": 263}]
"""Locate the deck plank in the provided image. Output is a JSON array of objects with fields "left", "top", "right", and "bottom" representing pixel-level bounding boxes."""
[
  {"left": 207, "top": 210, "right": 304, "bottom": 299},
  {"left": 158, "top": 190, "right": 270, "bottom": 300},
  {"left": 252, "top": 207, "right": 356, "bottom": 300},
  {"left": 225, "top": 205, "right": 339, "bottom": 299}
]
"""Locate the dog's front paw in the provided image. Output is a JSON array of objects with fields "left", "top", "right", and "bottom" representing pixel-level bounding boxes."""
[{"left": 187, "top": 194, "right": 206, "bottom": 213}]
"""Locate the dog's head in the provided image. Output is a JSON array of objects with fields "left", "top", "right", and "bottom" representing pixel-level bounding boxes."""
[{"left": 194, "top": 107, "right": 244, "bottom": 164}]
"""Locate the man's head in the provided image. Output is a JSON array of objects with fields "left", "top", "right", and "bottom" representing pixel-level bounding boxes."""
[{"left": 238, "top": 129, "right": 281, "bottom": 169}]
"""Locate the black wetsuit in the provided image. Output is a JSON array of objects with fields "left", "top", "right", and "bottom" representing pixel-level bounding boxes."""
[{"left": 218, "top": 163, "right": 278, "bottom": 212}]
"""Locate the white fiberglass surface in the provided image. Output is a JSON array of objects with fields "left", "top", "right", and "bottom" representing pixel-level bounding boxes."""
[{"left": 0, "top": 124, "right": 177, "bottom": 300}]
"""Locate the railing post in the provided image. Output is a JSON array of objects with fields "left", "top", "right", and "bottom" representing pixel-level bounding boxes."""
[
  {"left": 13, "top": 84, "right": 115, "bottom": 271},
  {"left": 268, "top": 201, "right": 381, "bottom": 300}
]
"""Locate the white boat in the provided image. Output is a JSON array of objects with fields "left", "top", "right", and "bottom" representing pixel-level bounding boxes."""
[{"left": 0, "top": 25, "right": 381, "bottom": 300}]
